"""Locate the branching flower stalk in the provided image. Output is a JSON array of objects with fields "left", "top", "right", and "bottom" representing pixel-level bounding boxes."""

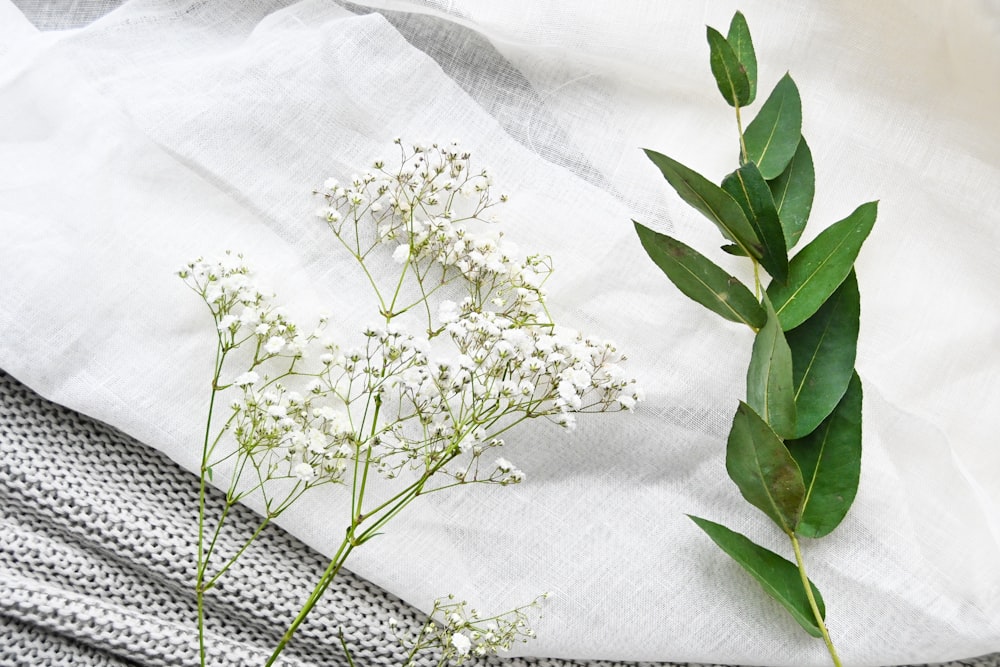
[
  {"left": 636, "top": 12, "right": 873, "bottom": 667},
  {"left": 389, "top": 593, "right": 550, "bottom": 665},
  {"left": 182, "top": 140, "right": 640, "bottom": 664}
]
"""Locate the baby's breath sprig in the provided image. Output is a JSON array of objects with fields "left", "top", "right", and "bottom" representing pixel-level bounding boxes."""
[
  {"left": 185, "top": 140, "right": 640, "bottom": 665},
  {"left": 386, "top": 593, "right": 550, "bottom": 665}
]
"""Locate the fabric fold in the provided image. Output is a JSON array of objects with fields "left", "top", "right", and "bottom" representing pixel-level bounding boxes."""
[{"left": 2, "top": 0, "right": 999, "bottom": 663}]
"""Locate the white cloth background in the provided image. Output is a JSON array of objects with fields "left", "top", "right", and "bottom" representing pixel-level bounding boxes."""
[{"left": 1, "top": 1, "right": 998, "bottom": 665}]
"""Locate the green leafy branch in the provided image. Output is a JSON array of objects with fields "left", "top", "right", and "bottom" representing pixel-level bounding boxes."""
[{"left": 635, "top": 12, "right": 876, "bottom": 666}]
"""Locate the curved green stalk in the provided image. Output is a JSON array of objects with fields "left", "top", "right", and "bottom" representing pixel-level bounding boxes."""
[
  {"left": 197, "top": 341, "right": 226, "bottom": 667},
  {"left": 338, "top": 629, "right": 358, "bottom": 667},
  {"left": 264, "top": 537, "right": 355, "bottom": 666},
  {"left": 263, "top": 449, "right": 456, "bottom": 662},
  {"left": 203, "top": 516, "right": 271, "bottom": 590},
  {"left": 789, "top": 532, "right": 843, "bottom": 667}
]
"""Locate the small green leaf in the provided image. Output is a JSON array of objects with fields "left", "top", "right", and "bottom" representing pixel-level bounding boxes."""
[
  {"left": 726, "top": 401, "right": 805, "bottom": 532},
  {"left": 643, "top": 149, "right": 763, "bottom": 259},
  {"left": 787, "top": 270, "right": 860, "bottom": 438},
  {"left": 768, "top": 137, "right": 815, "bottom": 249},
  {"left": 747, "top": 298, "right": 796, "bottom": 439},
  {"left": 721, "top": 243, "right": 747, "bottom": 256},
  {"left": 721, "top": 162, "right": 789, "bottom": 283},
  {"left": 727, "top": 12, "right": 757, "bottom": 104},
  {"left": 767, "top": 201, "right": 877, "bottom": 330},
  {"left": 634, "top": 222, "right": 766, "bottom": 329},
  {"left": 790, "top": 372, "right": 863, "bottom": 538},
  {"left": 205, "top": 467, "right": 213, "bottom": 482},
  {"left": 689, "top": 515, "right": 826, "bottom": 638},
  {"left": 744, "top": 73, "right": 802, "bottom": 179},
  {"left": 707, "top": 27, "right": 750, "bottom": 107}
]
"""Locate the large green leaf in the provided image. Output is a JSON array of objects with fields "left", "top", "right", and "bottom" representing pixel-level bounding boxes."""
[
  {"left": 786, "top": 270, "right": 860, "bottom": 438},
  {"left": 721, "top": 162, "right": 789, "bottom": 283},
  {"left": 726, "top": 402, "right": 805, "bottom": 532},
  {"left": 727, "top": 12, "right": 757, "bottom": 104},
  {"left": 767, "top": 201, "right": 877, "bottom": 330},
  {"left": 747, "top": 299, "right": 796, "bottom": 439},
  {"left": 789, "top": 372, "right": 863, "bottom": 538},
  {"left": 768, "top": 137, "right": 815, "bottom": 250},
  {"left": 743, "top": 74, "right": 802, "bottom": 179},
  {"left": 707, "top": 27, "right": 750, "bottom": 107},
  {"left": 643, "top": 149, "right": 763, "bottom": 259},
  {"left": 689, "top": 515, "right": 826, "bottom": 638},
  {"left": 634, "top": 222, "right": 766, "bottom": 329}
]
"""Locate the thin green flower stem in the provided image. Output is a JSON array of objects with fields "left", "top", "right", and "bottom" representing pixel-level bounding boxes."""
[
  {"left": 338, "top": 629, "right": 358, "bottom": 667},
  {"left": 351, "top": 468, "right": 433, "bottom": 522},
  {"left": 404, "top": 624, "right": 427, "bottom": 665},
  {"left": 198, "top": 502, "right": 232, "bottom": 580},
  {"left": 352, "top": 396, "right": 382, "bottom": 522},
  {"left": 789, "top": 532, "right": 843, "bottom": 667},
  {"left": 355, "top": 453, "right": 456, "bottom": 544},
  {"left": 196, "top": 582, "right": 207, "bottom": 667},
  {"left": 226, "top": 451, "right": 253, "bottom": 503},
  {"left": 411, "top": 261, "right": 437, "bottom": 332},
  {"left": 272, "top": 483, "right": 309, "bottom": 515},
  {"left": 386, "top": 243, "right": 414, "bottom": 318},
  {"left": 479, "top": 412, "right": 530, "bottom": 440},
  {"left": 735, "top": 103, "right": 748, "bottom": 164},
  {"left": 203, "top": 516, "right": 272, "bottom": 591},
  {"left": 264, "top": 537, "right": 356, "bottom": 666},
  {"left": 272, "top": 467, "right": 433, "bottom": 658},
  {"left": 349, "top": 390, "right": 372, "bottom": 521},
  {"left": 197, "top": 341, "right": 226, "bottom": 667},
  {"left": 420, "top": 475, "right": 498, "bottom": 495},
  {"left": 354, "top": 481, "right": 424, "bottom": 544},
  {"left": 332, "top": 230, "right": 389, "bottom": 316},
  {"left": 203, "top": 412, "right": 237, "bottom": 464}
]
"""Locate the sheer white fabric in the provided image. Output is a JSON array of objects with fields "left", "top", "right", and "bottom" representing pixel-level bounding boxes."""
[{"left": 1, "top": 1, "right": 998, "bottom": 664}]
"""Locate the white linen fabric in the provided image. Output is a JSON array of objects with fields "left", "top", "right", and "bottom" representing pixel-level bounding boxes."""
[{"left": 1, "top": 1, "right": 998, "bottom": 665}]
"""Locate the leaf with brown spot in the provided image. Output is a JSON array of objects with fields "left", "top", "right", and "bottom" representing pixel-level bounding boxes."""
[{"left": 635, "top": 222, "right": 765, "bottom": 329}]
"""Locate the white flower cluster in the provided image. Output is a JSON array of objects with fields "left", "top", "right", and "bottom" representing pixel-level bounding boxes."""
[
  {"left": 441, "top": 303, "right": 640, "bottom": 427},
  {"left": 183, "top": 140, "right": 640, "bottom": 510},
  {"left": 179, "top": 253, "right": 306, "bottom": 357},
  {"left": 390, "top": 593, "right": 549, "bottom": 664},
  {"left": 315, "top": 139, "right": 549, "bottom": 319},
  {"left": 367, "top": 301, "right": 639, "bottom": 480},
  {"left": 230, "top": 383, "right": 353, "bottom": 486},
  {"left": 180, "top": 254, "right": 349, "bottom": 494}
]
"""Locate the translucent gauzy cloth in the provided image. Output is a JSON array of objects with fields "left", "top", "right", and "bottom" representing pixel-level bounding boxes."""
[{"left": 1, "top": 1, "right": 998, "bottom": 665}]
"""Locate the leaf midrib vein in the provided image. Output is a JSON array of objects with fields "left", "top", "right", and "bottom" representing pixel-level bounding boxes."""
[
  {"left": 756, "top": 94, "right": 787, "bottom": 169},
  {"left": 672, "top": 251, "right": 750, "bottom": 326},
  {"left": 775, "top": 223, "right": 857, "bottom": 317}
]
